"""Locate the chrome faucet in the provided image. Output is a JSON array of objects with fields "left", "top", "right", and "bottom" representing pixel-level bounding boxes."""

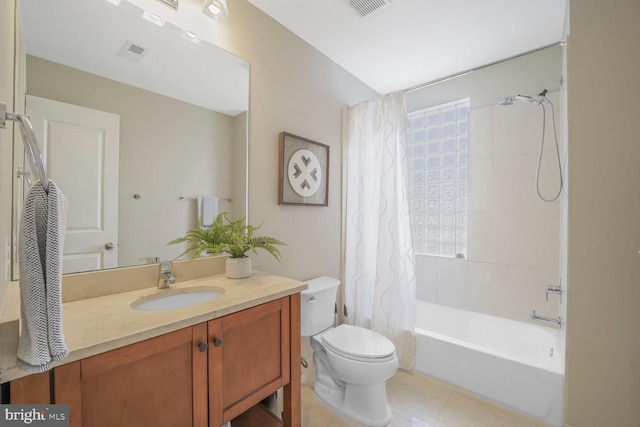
[
  {"left": 546, "top": 284, "right": 563, "bottom": 302},
  {"left": 158, "top": 260, "right": 177, "bottom": 289}
]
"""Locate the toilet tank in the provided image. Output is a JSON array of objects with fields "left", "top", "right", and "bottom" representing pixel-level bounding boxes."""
[{"left": 300, "top": 276, "right": 340, "bottom": 337}]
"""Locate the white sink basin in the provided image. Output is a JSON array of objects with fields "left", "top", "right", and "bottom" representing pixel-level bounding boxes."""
[{"left": 131, "top": 286, "right": 224, "bottom": 311}]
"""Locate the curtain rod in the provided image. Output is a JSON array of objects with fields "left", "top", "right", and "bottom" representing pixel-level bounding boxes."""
[{"left": 403, "top": 40, "right": 565, "bottom": 94}]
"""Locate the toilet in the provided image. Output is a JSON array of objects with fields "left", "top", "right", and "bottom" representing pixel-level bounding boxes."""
[{"left": 301, "top": 277, "right": 398, "bottom": 427}]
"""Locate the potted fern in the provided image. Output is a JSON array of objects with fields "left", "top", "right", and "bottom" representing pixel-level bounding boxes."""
[{"left": 168, "top": 212, "right": 286, "bottom": 278}]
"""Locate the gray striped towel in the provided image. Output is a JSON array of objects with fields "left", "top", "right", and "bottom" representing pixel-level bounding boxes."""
[{"left": 17, "top": 180, "right": 68, "bottom": 373}]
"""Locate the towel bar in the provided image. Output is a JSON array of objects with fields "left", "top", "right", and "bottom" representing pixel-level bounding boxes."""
[
  {"left": 1, "top": 101, "right": 49, "bottom": 193},
  {"left": 178, "top": 195, "right": 232, "bottom": 202}
]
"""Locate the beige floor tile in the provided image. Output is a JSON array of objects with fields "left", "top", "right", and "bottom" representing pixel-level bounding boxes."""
[
  {"left": 386, "top": 370, "right": 452, "bottom": 426},
  {"left": 434, "top": 392, "right": 537, "bottom": 427},
  {"left": 298, "top": 369, "right": 544, "bottom": 427},
  {"left": 327, "top": 413, "right": 420, "bottom": 427},
  {"left": 326, "top": 416, "right": 355, "bottom": 427},
  {"left": 389, "top": 413, "right": 435, "bottom": 427},
  {"left": 301, "top": 384, "right": 341, "bottom": 427}
]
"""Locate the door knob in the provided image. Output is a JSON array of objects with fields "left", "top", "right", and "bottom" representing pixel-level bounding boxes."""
[
  {"left": 212, "top": 337, "right": 223, "bottom": 347},
  {"left": 105, "top": 242, "right": 115, "bottom": 250}
]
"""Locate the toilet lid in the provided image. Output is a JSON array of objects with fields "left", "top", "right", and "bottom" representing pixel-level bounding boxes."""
[{"left": 321, "top": 324, "right": 396, "bottom": 360}]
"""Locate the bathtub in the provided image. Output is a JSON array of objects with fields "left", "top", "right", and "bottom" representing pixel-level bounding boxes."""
[{"left": 414, "top": 301, "right": 564, "bottom": 426}]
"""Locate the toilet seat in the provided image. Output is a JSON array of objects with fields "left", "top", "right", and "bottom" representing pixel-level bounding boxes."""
[{"left": 321, "top": 324, "right": 396, "bottom": 362}]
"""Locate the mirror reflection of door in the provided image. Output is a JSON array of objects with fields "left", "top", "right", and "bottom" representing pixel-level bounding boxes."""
[{"left": 25, "top": 95, "right": 120, "bottom": 274}]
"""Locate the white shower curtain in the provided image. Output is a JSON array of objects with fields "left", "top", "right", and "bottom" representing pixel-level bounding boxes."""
[{"left": 343, "top": 92, "right": 416, "bottom": 370}]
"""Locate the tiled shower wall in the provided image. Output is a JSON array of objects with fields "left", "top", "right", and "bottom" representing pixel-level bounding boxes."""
[{"left": 415, "top": 91, "right": 564, "bottom": 324}]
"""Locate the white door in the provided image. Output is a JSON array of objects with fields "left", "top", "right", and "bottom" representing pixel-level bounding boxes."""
[{"left": 26, "top": 95, "right": 120, "bottom": 274}]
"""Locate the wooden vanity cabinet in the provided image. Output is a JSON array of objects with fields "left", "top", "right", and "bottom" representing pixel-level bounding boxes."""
[
  {"left": 8, "top": 370, "right": 50, "bottom": 404},
  {"left": 55, "top": 326, "right": 207, "bottom": 427},
  {"left": 209, "top": 297, "right": 290, "bottom": 425},
  {"left": 50, "top": 294, "right": 301, "bottom": 427}
]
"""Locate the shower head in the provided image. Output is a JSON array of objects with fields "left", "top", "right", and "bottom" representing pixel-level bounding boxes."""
[
  {"left": 498, "top": 94, "right": 544, "bottom": 106},
  {"left": 515, "top": 95, "right": 539, "bottom": 104},
  {"left": 498, "top": 96, "right": 514, "bottom": 106},
  {"left": 499, "top": 88, "right": 550, "bottom": 106}
]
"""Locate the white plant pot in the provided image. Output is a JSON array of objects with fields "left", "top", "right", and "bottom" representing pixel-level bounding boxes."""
[{"left": 225, "top": 257, "right": 251, "bottom": 279}]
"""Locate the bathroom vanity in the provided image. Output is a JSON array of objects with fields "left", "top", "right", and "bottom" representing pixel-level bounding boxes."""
[{"left": 1, "top": 258, "right": 306, "bottom": 427}]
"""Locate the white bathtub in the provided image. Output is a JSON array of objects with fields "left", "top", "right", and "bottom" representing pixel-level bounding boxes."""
[{"left": 414, "top": 301, "right": 564, "bottom": 426}]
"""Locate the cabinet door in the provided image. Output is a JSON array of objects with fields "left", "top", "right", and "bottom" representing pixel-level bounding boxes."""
[
  {"left": 66, "top": 326, "right": 208, "bottom": 427},
  {"left": 9, "top": 371, "right": 50, "bottom": 403},
  {"left": 54, "top": 361, "right": 82, "bottom": 427},
  {"left": 209, "top": 297, "right": 290, "bottom": 424}
]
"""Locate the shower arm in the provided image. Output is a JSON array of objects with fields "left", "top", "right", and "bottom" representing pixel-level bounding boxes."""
[{"left": 1, "top": 102, "right": 49, "bottom": 193}]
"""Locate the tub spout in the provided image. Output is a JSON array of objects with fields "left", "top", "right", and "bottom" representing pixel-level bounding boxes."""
[{"left": 531, "top": 310, "right": 561, "bottom": 327}]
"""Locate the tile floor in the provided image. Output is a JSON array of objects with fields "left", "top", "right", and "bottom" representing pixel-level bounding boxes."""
[{"left": 299, "top": 370, "right": 551, "bottom": 427}]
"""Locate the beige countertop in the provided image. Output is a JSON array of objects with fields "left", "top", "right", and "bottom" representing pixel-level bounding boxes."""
[{"left": 0, "top": 270, "right": 306, "bottom": 383}]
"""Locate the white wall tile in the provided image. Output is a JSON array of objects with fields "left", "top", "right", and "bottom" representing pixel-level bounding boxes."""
[
  {"left": 492, "top": 152, "right": 561, "bottom": 211},
  {"left": 492, "top": 209, "right": 560, "bottom": 270},
  {"left": 468, "top": 158, "right": 492, "bottom": 211},
  {"left": 491, "top": 264, "right": 560, "bottom": 323},
  {"left": 467, "top": 211, "right": 492, "bottom": 263},
  {"left": 492, "top": 98, "right": 560, "bottom": 158},
  {"left": 435, "top": 258, "right": 492, "bottom": 314},
  {"left": 415, "top": 255, "right": 437, "bottom": 302},
  {"left": 469, "top": 106, "right": 492, "bottom": 160},
  {"left": 415, "top": 93, "right": 563, "bottom": 332}
]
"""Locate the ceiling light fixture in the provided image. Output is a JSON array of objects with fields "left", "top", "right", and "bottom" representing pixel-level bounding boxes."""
[
  {"left": 202, "top": 0, "right": 228, "bottom": 21},
  {"left": 181, "top": 30, "right": 202, "bottom": 44},
  {"left": 142, "top": 10, "right": 166, "bottom": 26},
  {"left": 104, "top": 0, "right": 121, "bottom": 5},
  {"left": 156, "top": 0, "right": 178, "bottom": 11}
]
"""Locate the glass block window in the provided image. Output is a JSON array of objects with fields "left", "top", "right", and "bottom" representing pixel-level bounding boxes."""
[{"left": 408, "top": 99, "right": 469, "bottom": 258}]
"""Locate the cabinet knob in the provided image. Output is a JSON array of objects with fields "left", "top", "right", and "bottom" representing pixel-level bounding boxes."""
[
  {"left": 213, "top": 337, "right": 223, "bottom": 347},
  {"left": 198, "top": 342, "right": 208, "bottom": 352}
]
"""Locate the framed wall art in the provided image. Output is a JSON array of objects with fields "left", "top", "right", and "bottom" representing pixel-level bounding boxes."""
[{"left": 278, "top": 132, "right": 329, "bottom": 206}]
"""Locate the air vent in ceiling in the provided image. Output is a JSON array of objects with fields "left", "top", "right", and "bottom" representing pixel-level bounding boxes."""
[
  {"left": 118, "top": 41, "right": 149, "bottom": 63},
  {"left": 346, "top": 0, "right": 391, "bottom": 18}
]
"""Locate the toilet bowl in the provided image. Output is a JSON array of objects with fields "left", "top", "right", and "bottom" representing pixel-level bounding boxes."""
[{"left": 301, "top": 277, "right": 398, "bottom": 427}]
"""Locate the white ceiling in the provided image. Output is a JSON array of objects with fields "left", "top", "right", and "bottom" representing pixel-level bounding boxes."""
[
  {"left": 248, "top": 0, "right": 567, "bottom": 94},
  {"left": 19, "top": 0, "right": 567, "bottom": 111}
]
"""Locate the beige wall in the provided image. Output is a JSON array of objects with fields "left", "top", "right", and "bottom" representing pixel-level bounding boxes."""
[
  {"left": 566, "top": 0, "right": 640, "bottom": 425},
  {"left": 22, "top": 0, "right": 378, "bottom": 282},
  {"left": 231, "top": 111, "right": 248, "bottom": 219},
  {"left": 2, "top": 0, "right": 375, "bottom": 306},
  {"left": 213, "top": 0, "right": 378, "bottom": 280},
  {"left": 26, "top": 56, "right": 238, "bottom": 267}
]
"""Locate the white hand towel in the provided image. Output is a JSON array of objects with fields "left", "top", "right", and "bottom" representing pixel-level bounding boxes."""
[
  {"left": 17, "top": 180, "right": 68, "bottom": 373},
  {"left": 197, "top": 196, "right": 219, "bottom": 227}
]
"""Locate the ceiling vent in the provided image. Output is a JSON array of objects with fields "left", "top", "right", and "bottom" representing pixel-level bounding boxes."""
[
  {"left": 345, "top": 0, "right": 391, "bottom": 18},
  {"left": 118, "top": 41, "right": 149, "bottom": 63}
]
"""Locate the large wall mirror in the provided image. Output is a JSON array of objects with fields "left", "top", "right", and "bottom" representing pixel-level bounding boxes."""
[{"left": 12, "top": 0, "right": 249, "bottom": 278}]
